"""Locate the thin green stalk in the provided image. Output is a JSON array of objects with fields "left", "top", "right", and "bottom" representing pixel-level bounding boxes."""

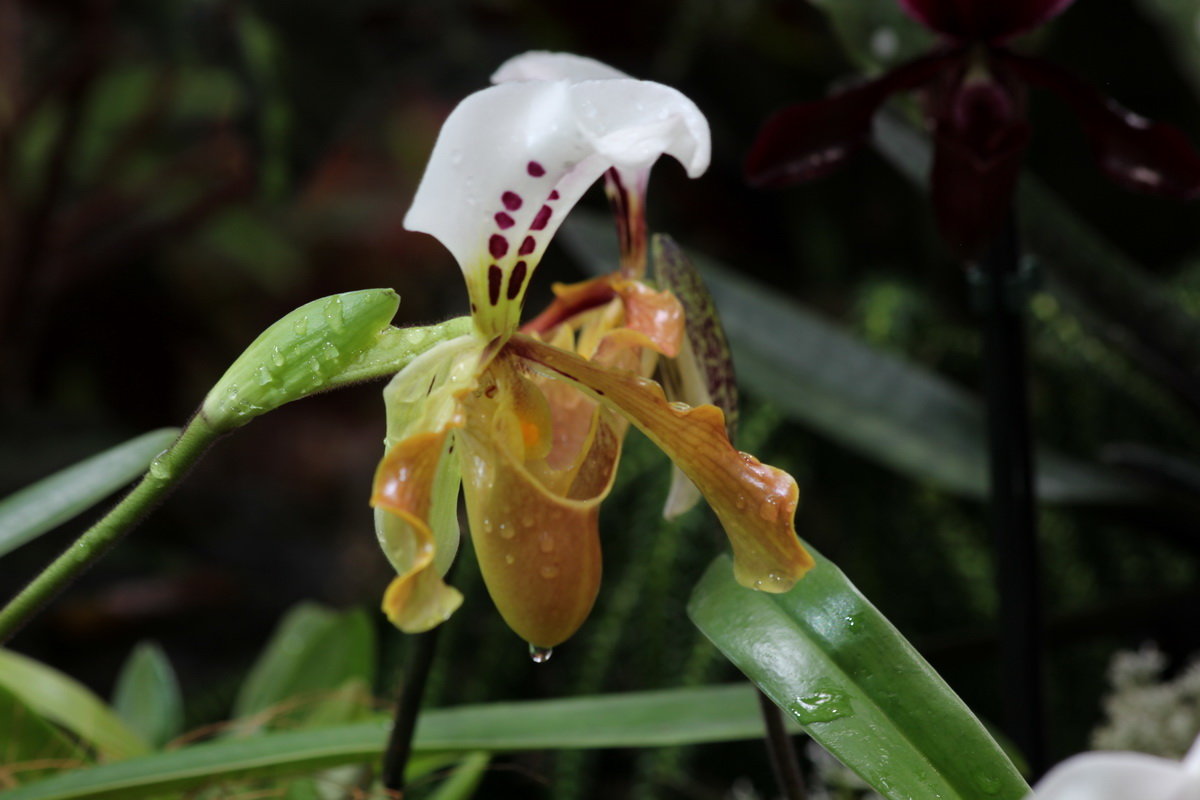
[{"left": 0, "top": 415, "right": 221, "bottom": 643}]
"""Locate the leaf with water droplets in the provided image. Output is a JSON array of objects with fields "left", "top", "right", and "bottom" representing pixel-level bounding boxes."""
[
  {"left": 689, "top": 550, "right": 1029, "bottom": 800},
  {"left": 202, "top": 290, "right": 473, "bottom": 431}
]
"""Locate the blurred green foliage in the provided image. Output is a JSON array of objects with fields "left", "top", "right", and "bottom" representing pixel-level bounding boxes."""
[{"left": 2, "top": 0, "right": 1200, "bottom": 797}]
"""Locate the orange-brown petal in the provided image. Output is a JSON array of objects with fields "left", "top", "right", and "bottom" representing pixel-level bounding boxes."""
[
  {"left": 372, "top": 430, "right": 464, "bottom": 632},
  {"left": 509, "top": 333, "right": 814, "bottom": 592}
]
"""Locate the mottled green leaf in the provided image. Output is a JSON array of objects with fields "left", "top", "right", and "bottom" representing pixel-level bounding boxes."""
[
  {"left": 0, "top": 429, "right": 179, "bottom": 560},
  {"left": 689, "top": 553, "right": 1029, "bottom": 800},
  {"left": 112, "top": 643, "right": 183, "bottom": 750}
]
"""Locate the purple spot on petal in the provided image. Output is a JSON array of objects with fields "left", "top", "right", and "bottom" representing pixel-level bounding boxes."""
[
  {"left": 501, "top": 191, "right": 522, "bottom": 211},
  {"left": 488, "top": 265, "right": 502, "bottom": 305},
  {"left": 530, "top": 205, "right": 552, "bottom": 231},
  {"left": 489, "top": 234, "right": 509, "bottom": 258},
  {"left": 507, "top": 261, "right": 527, "bottom": 300},
  {"left": 527, "top": 161, "right": 546, "bottom": 177},
  {"left": 495, "top": 212, "right": 514, "bottom": 229},
  {"left": 548, "top": 190, "right": 560, "bottom": 200},
  {"left": 519, "top": 236, "right": 536, "bottom": 255}
]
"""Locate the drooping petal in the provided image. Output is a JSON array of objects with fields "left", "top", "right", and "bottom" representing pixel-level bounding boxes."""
[
  {"left": 1030, "top": 751, "right": 1193, "bottom": 800},
  {"left": 1003, "top": 53, "right": 1200, "bottom": 199},
  {"left": 508, "top": 333, "right": 815, "bottom": 592},
  {"left": 405, "top": 77, "right": 710, "bottom": 339},
  {"left": 373, "top": 431, "right": 464, "bottom": 632},
  {"left": 457, "top": 355, "right": 620, "bottom": 648},
  {"left": 370, "top": 335, "right": 484, "bottom": 632},
  {"left": 745, "top": 52, "right": 957, "bottom": 188},
  {"left": 897, "top": 0, "right": 1076, "bottom": 43}
]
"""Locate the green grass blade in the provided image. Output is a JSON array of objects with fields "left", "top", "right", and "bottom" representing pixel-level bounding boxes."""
[
  {"left": 689, "top": 553, "right": 1029, "bottom": 800},
  {"left": 0, "top": 429, "right": 179, "bottom": 560},
  {"left": 0, "top": 650, "right": 148, "bottom": 760},
  {"left": 0, "top": 684, "right": 793, "bottom": 800}
]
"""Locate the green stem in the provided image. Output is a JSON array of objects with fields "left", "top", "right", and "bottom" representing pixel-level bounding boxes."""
[{"left": 0, "top": 415, "right": 221, "bottom": 644}]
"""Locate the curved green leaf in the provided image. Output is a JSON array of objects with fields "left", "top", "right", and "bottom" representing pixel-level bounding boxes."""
[
  {"left": 0, "top": 685, "right": 89, "bottom": 791},
  {"left": 688, "top": 553, "right": 1029, "bottom": 800},
  {"left": 0, "top": 429, "right": 179, "bottom": 560},
  {"left": 0, "top": 650, "right": 148, "bottom": 760},
  {"left": 112, "top": 643, "right": 183, "bottom": 750},
  {"left": 0, "top": 683, "right": 795, "bottom": 800}
]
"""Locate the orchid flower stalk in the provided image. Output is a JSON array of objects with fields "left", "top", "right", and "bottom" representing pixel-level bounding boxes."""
[{"left": 372, "top": 52, "right": 814, "bottom": 653}]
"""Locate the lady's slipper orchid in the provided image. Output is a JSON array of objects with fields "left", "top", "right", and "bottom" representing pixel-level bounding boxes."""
[
  {"left": 1029, "top": 731, "right": 1200, "bottom": 800},
  {"left": 746, "top": 0, "right": 1200, "bottom": 256},
  {"left": 372, "top": 52, "right": 814, "bottom": 654}
]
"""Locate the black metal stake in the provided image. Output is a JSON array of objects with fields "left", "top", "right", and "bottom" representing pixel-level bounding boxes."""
[
  {"left": 971, "top": 215, "right": 1046, "bottom": 777},
  {"left": 381, "top": 624, "right": 443, "bottom": 796},
  {"left": 757, "top": 689, "right": 807, "bottom": 800}
]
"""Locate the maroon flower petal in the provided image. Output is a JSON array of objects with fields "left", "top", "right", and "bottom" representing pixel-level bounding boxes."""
[
  {"left": 746, "top": 52, "right": 958, "bottom": 187},
  {"left": 930, "top": 75, "right": 1031, "bottom": 256},
  {"left": 931, "top": 120, "right": 1030, "bottom": 257},
  {"left": 897, "top": 0, "right": 1076, "bottom": 43},
  {"left": 1003, "top": 53, "right": 1200, "bottom": 199}
]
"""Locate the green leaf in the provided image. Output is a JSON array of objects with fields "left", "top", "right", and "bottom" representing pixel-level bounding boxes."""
[
  {"left": 231, "top": 603, "right": 375, "bottom": 730},
  {"left": 1134, "top": 0, "right": 1200, "bottom": 100},
  {"left": 688, "top": 554, "right": 1029, "bottom": 800},
  {"left": 0, "top": 685, "right": 89, "bottom": 790},
  {"left": 0, "top": 684, "right": 796, "bottom": 800},
  {"left": 427, "top": 752, "right": 491, "bottom": 800},
  {"left": 0, "top": 649, "right": 148, "bottom": 760},
  {"left": 202, "top": 287, "right": 473, "bottom": 432},
  {"left": 0, "top": 429, "right": 180, "bottom": 560},
  {"left": 561, "top": 214, "right": 1144, "bottom": 503},
  {"left": 112, "top": 643, "right": 184, "bottom": 750}
]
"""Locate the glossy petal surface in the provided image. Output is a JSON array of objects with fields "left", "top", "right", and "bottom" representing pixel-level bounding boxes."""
[
  {"left": 1005, "top": 53, "right": 1200, "bottom": 199},
  {"left": 746, "top": 53, "right": 954, "bottom": 187},
  {"left": 405, "top": 78, "right": 709, "bottom": 337},
  {"left": 509, "top": 334, "right": 814, "bottom": 592},
  {"left": 458, "top": 356, "right": 618, "bottom": 648},
  {"left": 1031, "top": 752, "right": 1194, "bottom": 800},
  {"left": 897, "top": 0, "right": 1076, "bottom": 42}
]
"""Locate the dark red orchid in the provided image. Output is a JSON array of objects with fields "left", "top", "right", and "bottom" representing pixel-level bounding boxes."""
[{"left": 746, "top": 0, "right": 1200, "bottom": 257}]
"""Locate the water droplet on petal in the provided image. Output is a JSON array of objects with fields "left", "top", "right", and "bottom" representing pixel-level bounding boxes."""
[
  {"left": 505, "top": 554, "right": 515, "bottom": 565},
  {"left": 538, "top": 534, "right": 554, "bottom": 553},
  {"left": 322, "top": 341, "right": 340, "bottom": 362},
  {"left": 529, "top": 644, "right": 553, "bottom": 663},
  {"left": 735, "top": 495, "right": 747, "bottom": 510},
  {"left": 293, "top": 316, "right": 308, "bottom": 335},
  {"left": 758, "top": 497, "right": 779, "bottom": 522},
  {"left": 539, "top": 565, "right": 559, "bottom": 579},
  {"left": 271, "top": 346, "right": 286, "bottom": 368},
  {"left": 498, "top": 522, "right": 515, "bottom": 540},
  {"left": 256, "top": 366, "right": 274, "bottom": 386}
]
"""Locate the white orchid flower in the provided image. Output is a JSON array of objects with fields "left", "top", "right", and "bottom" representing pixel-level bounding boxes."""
[{"left": 1030, "top": 733, "right": 1200, "bottom": 800}]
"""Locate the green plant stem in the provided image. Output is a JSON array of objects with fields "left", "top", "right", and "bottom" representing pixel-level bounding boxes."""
[{"left": 0, "top": 415, "right": 221, "bottom": 644}]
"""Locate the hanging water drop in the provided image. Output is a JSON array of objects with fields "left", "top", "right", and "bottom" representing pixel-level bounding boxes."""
[
  {"left": 293, "top": 315, "right": 308, "bottom": 336},
  {"left": 529, "top": 644, "right": 553, "bottom": 664},
  {"left": 256, "top": 366, "right": 274, "bottom": 386},
  {"left": 271, "top": 346, "right": 286, "bottom": 368}
]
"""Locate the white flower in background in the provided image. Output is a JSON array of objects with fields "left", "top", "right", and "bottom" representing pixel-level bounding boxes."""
[
  {"left": 1093, "top": 644, "right": 1200, "bottom": 759},
  {"left": 1030, "top": 732, "right": 1200, "bottom": 800}
]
